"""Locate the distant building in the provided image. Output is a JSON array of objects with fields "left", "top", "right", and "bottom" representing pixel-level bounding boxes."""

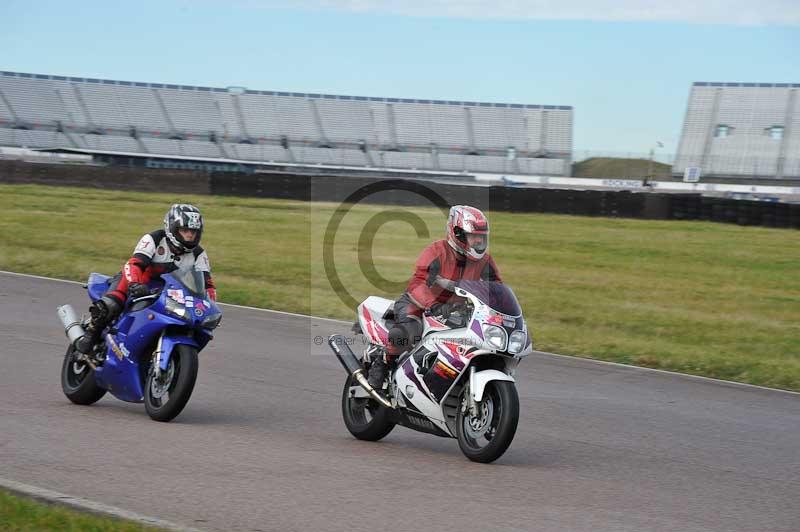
[{"left": 674, "top": 82, "right": 800, "bottom": 180}]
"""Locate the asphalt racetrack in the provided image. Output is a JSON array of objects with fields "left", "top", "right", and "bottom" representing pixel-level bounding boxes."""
[{"left": 1, "top": 272, "right": 798, "bottom": 532}]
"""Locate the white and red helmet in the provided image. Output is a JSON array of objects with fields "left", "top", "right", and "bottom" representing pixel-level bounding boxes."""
[{"left": 446, "top": 205, "right": 489, "bottom": 261}]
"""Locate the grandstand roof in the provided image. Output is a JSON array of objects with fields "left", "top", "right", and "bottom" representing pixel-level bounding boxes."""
[
  {"left": 693, "top": 82, "right": 800, "bottom": 88},
  {"left": 0, "top": 70, "right": 574, "bottom": 176},
  {"left": 0, "top": 71, "right": 572, "bottom": 110}
]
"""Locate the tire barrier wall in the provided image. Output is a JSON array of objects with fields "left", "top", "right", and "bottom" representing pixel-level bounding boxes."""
[
  {"left": 211, "top": 172, "right": 800, "bottom": 229},
  {"left": 0, "top": 160, "right": 210, "bottom": 194},
  {"left": 1, "top": 160, "right": 797, "bottom": 229}
]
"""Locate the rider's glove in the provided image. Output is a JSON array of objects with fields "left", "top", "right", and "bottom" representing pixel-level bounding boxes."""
[
  {"left": 128, "top": 282, "right": 150, "bottom": 299},
  {"left": 89, "top": 299, "right": 110, "bottom": 320},
  {"left": 428, "top": 302, "right": 452, "bottom": 318},
  {"left": 433, "top": 276, "right": 457, "bottom": 292}
]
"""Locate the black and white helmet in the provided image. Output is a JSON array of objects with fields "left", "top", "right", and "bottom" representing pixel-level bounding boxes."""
[{"left": 164, "top": 204, "right": 203, "bottom": 253}]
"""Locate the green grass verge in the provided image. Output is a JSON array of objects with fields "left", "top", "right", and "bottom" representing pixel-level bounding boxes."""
[
  {"left": 0, "top": 489, "right": 163, "bottom": 531},
  {"left": 1, "top": 184, "right": 799, "bottom": 391}
]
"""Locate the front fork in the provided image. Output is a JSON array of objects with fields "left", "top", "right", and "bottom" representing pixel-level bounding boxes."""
[
  {"left": 466, "top": 366, "right": 478, "bottom": 417},
  {"left": 151, "top": 331, "right": 200, "bottom": 378},
  {"left": 463, "top": 366, "right": 516, "bottom": 416},
  {"left": 152, "top": 334, "right": 166, "bottom": 379}
]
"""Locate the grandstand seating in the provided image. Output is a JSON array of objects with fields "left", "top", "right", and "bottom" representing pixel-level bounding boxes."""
[
  {"left": 0, "top": 71, "right": 573, "bottom": 175},
  {"left": 78, "top": 134, "right": 141, "bottom": 153},
  {"left": 314, "top": 99, "right": 377, "bottom": 144},
  {"left": 674, "top": 82, "right": 800, "bottom": 179},
  {"left": 379, "top": 151, "right": 432, "bottom": 170},
  {"left": 0, "top": 128, "right": 74, "bottom": 149}
]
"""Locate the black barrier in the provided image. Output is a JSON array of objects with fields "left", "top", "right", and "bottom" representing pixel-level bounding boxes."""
[
  {"left": 208, "top": 172, "right": 800, "bottom": 229},
  {"left": 2, "top": 159, "right": 797, "bottom": 229}
]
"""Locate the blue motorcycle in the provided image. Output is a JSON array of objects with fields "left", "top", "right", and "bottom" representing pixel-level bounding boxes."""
[{"left": 57, "top": 267, "right": 222, "bottom": 421}]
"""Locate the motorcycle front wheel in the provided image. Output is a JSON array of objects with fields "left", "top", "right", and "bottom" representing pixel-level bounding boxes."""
[
  {"left": 144, "top": 345, "right": 198, "bottom": 422},
  {"left": 456, "top": 380, "right": 519, "bottom": 463},
  {"left": 341, "top": 374, "right": 395, "bottom": 441},
  {"left": 61, "top": 344, "right": 106, "bottom": 405}
]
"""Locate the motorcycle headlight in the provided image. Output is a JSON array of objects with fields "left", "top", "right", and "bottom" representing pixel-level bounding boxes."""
[
  {"left": 201, "top": 312, "right": 222, "bottom": 330},
  {"left": 165, "top": 297, "right": 189, "bottom": 321},
  {"left": 483, "top": 325, "right": 507, "bottom": 351},
  {"left": 508, "top": 330, "right": 527, "bottom": 355}
]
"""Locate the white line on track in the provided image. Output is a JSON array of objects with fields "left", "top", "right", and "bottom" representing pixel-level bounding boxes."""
[
  {"left": 531, "top": 350, "right": 800, "bottom": 396},
  {"left": 0, "top": 269, "right": 347, "bottom": 323},
  {"left": 0, "top": 477, "right": 205, "bottom": 532},
  {"left": 2, "top": 269, "right": 798, "bottom": 397}
]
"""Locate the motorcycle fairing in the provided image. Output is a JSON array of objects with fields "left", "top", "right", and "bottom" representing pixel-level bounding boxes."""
[
  {"left": 89, "top": 271, "right": 218, "bottom": 403},
  {"left": 470, "top": 369, "right": 515, "bottom": 402},
  {"left": 388, "top": 399, "right": 451, "bottom": 438},
  {"left": 157, "top": 333, "right": 200, "bottom": 372},
  {"left": 395, "top": 355, "right": 448, "bottom": 428},
  {"left": 87, "top": 272, "right": 111, "bottom": 302},
  {"left": 358, "top": 296, "right": 392, "bottom": 346},
  {"left": 93, "top": 304, "right": 188, "bottom": 402},
  {"left": 422, "top": 356, "right": 460, "bottom": 401},
  {"left": 93, "top": 333, "right": 145, "bottom": 402}
]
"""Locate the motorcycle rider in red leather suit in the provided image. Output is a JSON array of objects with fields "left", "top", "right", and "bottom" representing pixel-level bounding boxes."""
[{"left": 368, "top": 205, "right": 502, "bottom": 388}]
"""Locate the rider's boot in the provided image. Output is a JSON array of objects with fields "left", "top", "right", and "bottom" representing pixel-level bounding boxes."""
[
  {"left": 368, "top": 329, "right": 411, "bottom": 390},
  {"left": 74, "top": 296, "right": 121, "bottom": 357},
  {"left": 367, "top": 356, "right": 389, "bottom": 390}
]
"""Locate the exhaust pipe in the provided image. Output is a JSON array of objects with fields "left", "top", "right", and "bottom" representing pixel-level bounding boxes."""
[
  {"left": 57, "top": 305, "right": 86, "bottom": 345},
  {"left": 328, "top": 334, "right": 393, "bottom": 409}
]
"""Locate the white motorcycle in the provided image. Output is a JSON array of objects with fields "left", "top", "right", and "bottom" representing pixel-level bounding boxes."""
[{"left": 328, "top": 279, "right": 532, "bottom": 463}]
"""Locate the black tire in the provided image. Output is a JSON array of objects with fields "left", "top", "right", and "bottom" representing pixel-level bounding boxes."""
[
  {"left": 456, "top": 380, "right": 519, "bottom": 463},
  {"left": 144, "top": 344, "right": 198, "bottom": 422},
  {"left": 61, "top": 345, "right": 106, "bottom": 405},
  {"left": 341, "top": 374, "right": 395, "bottom": 441}
]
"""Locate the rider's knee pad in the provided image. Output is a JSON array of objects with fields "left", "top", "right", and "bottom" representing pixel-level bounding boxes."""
[
  {"left": 100, "top": 295, "right": 122, "bottom": 318},
  {"left": 388, "top": 322, "right": 421, "bottom": 355},
  {"left": 388, "top": 326, "right": 409, "bottom": 350},
  {"left": 91, "top": 296, "right": 122, "bottom": 322}
]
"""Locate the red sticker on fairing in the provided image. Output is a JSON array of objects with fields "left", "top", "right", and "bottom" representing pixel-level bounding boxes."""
[
  {"left": 487, "top": 314, "right": 503, "bottom": 326},
  {"left": 167, "top": 289, "right": 185, "bottom": 304}
]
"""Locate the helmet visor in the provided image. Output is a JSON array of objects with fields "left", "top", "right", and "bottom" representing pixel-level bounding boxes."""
[
  {"left": 178, "top": 228, "right": 200, "bottom": 243},
  {"left": 466, "top": 233, "right": 487, "bottom": 254}
]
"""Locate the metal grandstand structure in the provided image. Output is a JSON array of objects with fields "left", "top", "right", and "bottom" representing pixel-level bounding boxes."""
[
  {"left": 0, "top": 71, "right": 573, "bottom": 176},
  {"left": 673, "top": 82, "right": 800, "bottom": 179}
]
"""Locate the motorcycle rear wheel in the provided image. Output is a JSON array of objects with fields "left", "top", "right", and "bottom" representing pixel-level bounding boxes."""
[
  {"left": 61, "top": 344, "right": 106, "bottom": 405},
  {"left": 456, "top": 380, "right": 519, "bottom": 463},
  {"left": 341, "top": 374, "right": 395, "bottom": 441}
]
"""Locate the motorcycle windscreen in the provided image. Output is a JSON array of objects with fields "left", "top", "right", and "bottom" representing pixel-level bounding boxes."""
[
  {"left": 457, "top": 280, "right": 522, "bottom": 316},
  {"left": 172, "top": 267, "right": 207, "bottom": 298}
]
